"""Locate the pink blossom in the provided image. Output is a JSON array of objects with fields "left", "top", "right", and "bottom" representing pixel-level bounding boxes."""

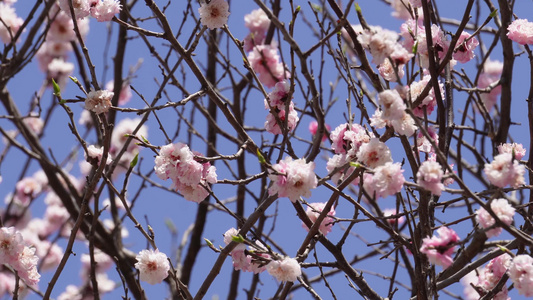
[
  {"left": 14, "top": 246, "right": 40, "bottom": 285},
  {"left": 484, "top": 152, "right": 525, "bottom": 188},
  {"left": 308, "top": 121, "right": 330, "bottom": 142},
  {"left": 248, "top": 44, "right": 286, "bottom": 88},
  {"left": 14, "top": 177, "right": 43, "bottom": 205},
  {"left": 362, "top": 162, "right": 405, "bottom": 199},
  {"left": 475, "top": 198, "right": 515, "bottom": 238},
  {"left": 478, "top": 58, "right": 503, "bottom": 112},
  {"left": 356, "top": 138, "right": 392, "bottom": 168},
  {"left": 111, "top": 118, "right": 148, "bottom": 155},
  {"left": 198, "top": 0, "right": 230, "bottom": 30},
  {"left": 85, "top": 144, "right": 113, "bottom": 165},
  {"left": 417, "top": 126, "right": 438, "bottom": 153},
  {"left": 401, "top": 20, "right": 449, "bottom": 68},
  {"left": 302, "top": 202, "right": 336, "bottom": 235},
  {"left": 406, "top": 73, "right": 444, "bottom": 117},
  {"left": 508, "top": 254, "right": 533, "bottom": 296},
  {"left": 417, "top": 160, "right": 444, "bottom": 195},
  {"left": 264, "top": 103, "right": 299, "bottom": 135},
  {"left": 105, "top": 80, "right": 132, "bottom": 106},
  {"left": 498, "top": 142, "right": 526, "bottom": 160},
  {"left": 91, "top": 0, "right": 121, "bottom": 22},
  {"left": 265, "top": 80, "right": 291, "bottom": 109},
  {"left": 266, "top": 257, "right": 301, "bottom": 282},
  {"left": 453, "top": 32, "right": 479, "bottom": 63},
  {"left": 268, "top": 157, "right": 317, "bottom": 202},
  {"left": 507, "top": 19, "right": 533, "bottom": 45},
  {"left": 326, "top": 154, "right": 360, "bottom": 186},
  {"left": 135, "top": 249, "right": 170, "bottom": 285},
  {"left": 23, "top": 116, "right": 44, "bottom": 135},
  {"left": 223, "top": 228, "right": 268, "bottom": 273},
  {"left": 378, "top": 58, "right": 405, "bottom": 82},
  {"left": 419, "top": 226, "right": 459, "bottom": 268},
  {"left": 0, "top": 3, "right": 23, "bottom": 44},
  {"left": 243, "top": 8, "right": 270, "bottom": 51},
  {"left": 383, "top": 208, "right": 405, "bottom": 225},
  {"left": 85, "top": 89, "right": 113, "bottom": 114}
]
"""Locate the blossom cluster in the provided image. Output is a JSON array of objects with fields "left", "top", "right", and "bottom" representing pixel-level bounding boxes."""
[
  {"left": 58, "top": 0, "right": 121, "bottom": 22},
  {"left": 268, "top": 157, "right": 317, "bottom": 202},
  {"left": 243, "top": 9, "right": 287, "bottom": 88},
  {"left": 58, "top": 250, "right": 116, "bottom": 299},
  {"left": 484, "top": 152, "right": 525, "bottom": 188},
  {"left": 462, "top": 254, "right": 511, "bottom": 300},
  {"left": 302, "top": 202, "right": 336, "bottom": 235},
  {"left": 370, "top": 89, "right": 417, "bottom": 137},
  {"left": 264, "top": 80, "right": 299, "bottom": 134},
  {"left": 154, "top": 142, "right": 217, "bottom": 203},
  {"left": 0, "top": 227, "right": 40, "bottom": 286},
  {"left": 85, "top": 88, "right": 114, "bottom": 114},
  {"left": 475, "top": 198, "right": 515, "bottom": 238},
  {"left": 223, "top": 228, "right": 301, "bottom": 282},
  {"left": 0, "top": 1, "right": 23, "bottom": 44}
]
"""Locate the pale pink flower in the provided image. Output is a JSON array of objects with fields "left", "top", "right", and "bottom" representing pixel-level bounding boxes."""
[
  {"left": 48, "top": 11, "right": 89, "bottom": 43},
  {"left": 498, "top": 142, "right": 526, "bottom": 160},
  {"left": 363, "top": 162, "right": 405, "bottom": 199},
  {"left": 417, "top": 126, "right": 438, "bottom": 153},
  {"left": 14, "top": 177, "right": 42, "bottom": 205},
  {"left": 420, "top": 226, "right": 459, "bottom": 268},
  {"left": 0, "top": 3, "right": 23, "bottom": 43},
  {"left": 0, "top": 227, "right": 24, "bottom": 263},
  {"left": 406, "top": 73, "right": 444, "bottom": 117},
  {"left": 198, "top": 0, "right": 230, "bottom": 30},
  {"left": 85, "top": 144, "right": 112, "bottom": 165},
  {"left": 223, "top": 228, "right": 267, "bottom": 273},
  {"left": 417, "top": 160, "right": 444, "bottom": 196},
  {"left": 484, "top": 152, "right": 525, "bottom": 188},
  {"left": 508, "top": 254, "right": 533, "bottom": 296},
  {"left": 475, "top": 198, "right": 515, "bottom": 238},
  {"left": 357, "top": 26, "right": 399, "bottom": 65},
  {"left": 243, "top": 8, "right": 269, "bottom": 51},
  {"left": 106, "top": 80, "right": 132, "bottom": 105},
  {"left": 326, "top": 154, "right": 359, "bottom": 186},
  {"left": 264, "top": 103, "right": 299, "bottom": 135},
  {"left": 478, "top": 58, "right": 503, "bottom": 112},
  {"left": 223, "top": 227, "right": 240, "bottom": 245},
  {"left": 57, "top": 285, "right": 82, "bottom": 300},
  {"left": 453, "top": 32, "right": 479, "bottom": 63},
  {"left": 265, "top": 80, "right": 291, "bottom": 110},
  {"left": 248, "top": 44, "right": 286, "bottom": 88},
  {"left": 507, "top": 19, "right": 533, "bottom": 45},
  {"left": 14, "top": 246, "right": 40, "bottom": 285},
  {"left": 135, "top": 249, "right": 170, "bottom": 285},
  {"left": 378, "top": 89, "right": 406, "bottom": 121},
  {"left": 57, "top": 0, "right": 92, "bottom": 19},
  {"left": 356, "top": 138, "right": 392, "bottom": 168},
  {"left": 383, "top": 208, "right": 405, "bottom": 225},
  {"left": 266, "top": 257, "right": 301, "bottom": 282},
  {"left": 110, "top": 118, "right": 148, "bottom": 156},
  {"left": 401, "top": 20, "right": 449, "bottom": 68},
  {"left": 91, "top": 0, "right": 121, "bottom": 22},
  {"left": 244, "top": 8, "right": 270, "bottom": 34},
  {"left": 378, "top": 58, "right": 405, "bottom": 82},
  {"left": 85, "top": 89, "right": 114, "bottom": 114},
  {"left": 330, "top": 123, "right": 372, "bottom": 157},
  {"left": 302, "top": 202, "right": 336, "bottom": 235},
  {"left": 80, "top": 249, "right": 113, "bottom": 276},
  {"left": 23, "top": 116, "right": 44, "bottom": 135},
  {"left": 268, "top": 157, "right": 317, "bottom": 202},
  {"left": 47, "top": 57, "right": 75, "bottom": 87}
]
